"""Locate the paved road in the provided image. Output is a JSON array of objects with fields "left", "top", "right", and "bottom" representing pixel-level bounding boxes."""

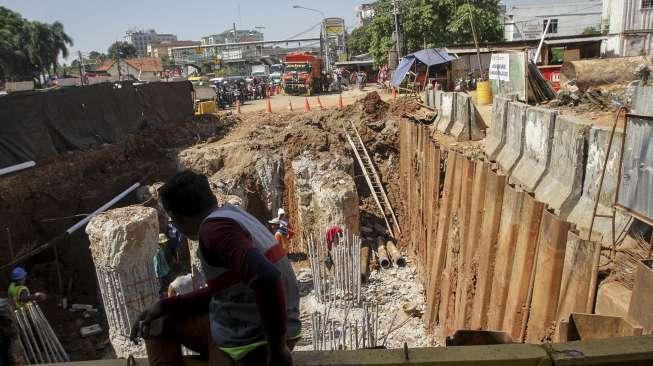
[{"left": 227, "top": 84, "right": 393, "bottom": 114}]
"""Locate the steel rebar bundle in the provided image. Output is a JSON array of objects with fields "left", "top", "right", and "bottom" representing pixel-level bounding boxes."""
[
  {"left": 310, "top": 301, "right": 380, "bottom": 351},
  {"left": 307, "top": 228, "right": 362, "bottom": 306},
  {"left": 14, "top": 302, "right": 69, "bottom": 364}
]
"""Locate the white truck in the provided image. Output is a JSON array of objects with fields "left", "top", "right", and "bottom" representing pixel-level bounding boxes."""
[{"left": 251, "top": 64, "right": 269, "bottom": 77}]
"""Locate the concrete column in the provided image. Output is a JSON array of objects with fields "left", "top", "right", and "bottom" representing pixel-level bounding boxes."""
[{"left": 86, "top": 206, "right": 160, "bottom": 358}]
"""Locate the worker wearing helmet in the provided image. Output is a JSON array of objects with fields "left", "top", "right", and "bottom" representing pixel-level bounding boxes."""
[{"left": 8, "top": 267, "right": 47, "bottom": 309}]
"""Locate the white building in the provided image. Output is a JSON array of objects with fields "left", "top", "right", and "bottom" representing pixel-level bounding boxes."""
[
  {"left": 504, "top": 1, "right": 603, "bottom": 41},
  {"left": 355, "top": 3, "right": 376, "bottom": 24},
  {"left": 602, "top": 0, "right": 653, "bottom": 56},
  {"left": 125, "top": 29, "right": 178, "bottom": 57}
]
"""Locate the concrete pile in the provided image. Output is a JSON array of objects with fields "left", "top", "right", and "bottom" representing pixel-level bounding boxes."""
[
  {"left": 291, "top": 152, "right": 360, "bottom": 240},
  {"left": 86, "top": 206, "right": 160, "bottom": 358}
]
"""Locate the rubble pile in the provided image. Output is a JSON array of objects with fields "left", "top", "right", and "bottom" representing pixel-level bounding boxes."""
[
  {"left": 549, "top": 87, "right": 625, "bottom": 112},
  {"left": 294, "top": 259, "right": 432, "bottom": 351}
]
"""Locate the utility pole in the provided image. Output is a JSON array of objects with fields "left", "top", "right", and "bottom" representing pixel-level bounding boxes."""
[
  {"left": 465, "top": 0, "right": 484, "bottom": 80},
  {"left": 77, "top": 51, "right": 86, "bottom": 86},
  {"left": 393, "top": 0, "right": 401, "bottom": 59}
]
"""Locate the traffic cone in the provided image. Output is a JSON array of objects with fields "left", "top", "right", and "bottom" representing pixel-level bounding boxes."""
[
  {"left": 338, "top": 93, "right": 344, "bottom": 110},
  {"left": 317, "top": 96, "right": 324, "bottom": 110},
  {"left": 304, "top": 97, "right": 311, "bottom": 112},
  {"left": 287, "top": 97, "right": 293, "bottom": 111},
  {"left": 266, "top": 97, "right": 272, "bottom": 113},
  {"left": 392, "top": 87, "right": 397, "bottom": 99},
  {"left": 235, "top": 100, "right": 241, "bottom": 114}
]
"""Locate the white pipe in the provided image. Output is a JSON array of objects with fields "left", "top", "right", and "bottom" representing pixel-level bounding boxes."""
[
  {"left": 534, "top": 18, "right": 551, "bottom": 63},
  {"left": 66, "top": 182, "right": 141, "bottom": 234},
  {"left": 0, "top": 161, "right": 35, "bottom": 176}
]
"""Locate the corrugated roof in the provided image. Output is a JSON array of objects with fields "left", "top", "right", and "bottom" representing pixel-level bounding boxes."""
[
  {"left": 95, "top": 57, "right": 163, "bottom": 73},
  {"left": 543, "top": 36, "right": 606, "bottom": 45}
]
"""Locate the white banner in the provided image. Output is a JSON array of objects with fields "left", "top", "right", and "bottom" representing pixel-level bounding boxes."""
[{"left": 489, "top": 53, "right": 510, "bottom": 81}]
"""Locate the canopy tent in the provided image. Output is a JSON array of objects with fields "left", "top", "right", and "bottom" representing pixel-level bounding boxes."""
[{"left": 391, "top": 48, "right": 455, "bottom": 87}]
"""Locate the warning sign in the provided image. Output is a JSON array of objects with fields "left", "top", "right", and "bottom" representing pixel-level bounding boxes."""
[{"left": 489, "top": 53, "right": 510, "bottom": 81}]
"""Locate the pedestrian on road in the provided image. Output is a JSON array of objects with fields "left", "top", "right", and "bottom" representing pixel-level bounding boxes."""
[{"left": 131, "top": 170, "right": 300, "bottom": 366}]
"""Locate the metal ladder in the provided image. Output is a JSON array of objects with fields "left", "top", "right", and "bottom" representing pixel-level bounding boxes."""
[{"left": 342, "top": 120, "right": 401, "bottom": 238}]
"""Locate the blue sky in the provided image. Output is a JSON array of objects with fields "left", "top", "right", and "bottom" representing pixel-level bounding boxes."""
[{"left": 1, "top": 0, "right": 576, "bottom": 62}]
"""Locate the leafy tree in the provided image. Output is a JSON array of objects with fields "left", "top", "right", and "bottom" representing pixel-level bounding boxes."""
[
  {"left": 582, "top": 26, "right": 600, "bottom": 35},
  {"left": 347, "top": 26, "right": 371, "bottom": 57},
  {"left": 107, "top": 41, "right": 137, "bottom": 60},
  {"left": 0, "top": 6, "right": 73, "bottom": 81},
  {"left": 160, "top": 55, "right": 175, "bottom": 69},
  {"left": 349, "top": 0, "right": 503, "bottom": 65},
  {"left": 88, "top": 51, "right": 107, "bottom": 61}
]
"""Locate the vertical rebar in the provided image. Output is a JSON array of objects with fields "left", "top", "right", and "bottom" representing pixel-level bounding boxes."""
[{"left": 15, "top": 309, "right": 37, "bottom": 363}]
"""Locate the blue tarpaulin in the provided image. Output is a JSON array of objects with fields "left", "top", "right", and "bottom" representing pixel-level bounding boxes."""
[{"left": 391, "top": 48, "right": 455, "bottom": 87}]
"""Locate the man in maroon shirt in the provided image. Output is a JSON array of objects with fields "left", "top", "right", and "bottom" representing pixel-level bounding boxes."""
[{"left": 130, "top": 170, "right": 299, "bottom": 366}]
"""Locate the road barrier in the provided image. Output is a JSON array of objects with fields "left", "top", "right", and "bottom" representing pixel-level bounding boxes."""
[
  {"left": 435, "top": 92, "right": 456, "bottom": 133},
  {"left": 510, "top": 107, "right": 557, "bottom": 192},
  {"left": 534, "top": 115, "right": 590, "bottom": 218},
  {"left": 450, "top": 92, "right": 485, "bottom": 141},
  {"left": 484, "top": 95, "right": 512, "bottom": 161},
  {"left": 496, "top": 101, "right": 528, "bottom": 175}
]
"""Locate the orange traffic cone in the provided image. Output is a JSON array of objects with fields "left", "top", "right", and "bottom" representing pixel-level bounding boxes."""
[
  {"left": 287, "top": 97, "right": 293, "bottom": 111},
  {"left": 304, "top": 97, "right": 311, "bottom": 112},
  {"left": 317, "top": 96, "right": 324, "bottom": 110},
  {"left": 338, "top": 93, "right": 344, "bottom": 110},
  {"left": 235, "top": 100, "right": 241, "bottom": 114},
  {"left": 392, "top": 87, "right": 397, "bottom": 99},
  {"left": 266, "top": 97, "right": 272, "bottom": 113}
]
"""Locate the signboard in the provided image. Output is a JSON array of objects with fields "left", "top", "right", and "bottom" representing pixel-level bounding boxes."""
[
  {"left": 324, "top": 17, "right": 345, "bottom": 36},
  {"left": 489, "top": 53, "right": 510, "bottom": 81},
  {"left": 221, "top": 49, "right": 242, "bottom": 61},
  {"left": 490, "top": 51, "right": 528, "bottom": 102}
]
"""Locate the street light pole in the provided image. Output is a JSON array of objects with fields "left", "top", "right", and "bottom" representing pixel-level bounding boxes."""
[
  {"left": 393, "top": 0, "right": 401, "bottom": 59},
  {"left": 292, "top": 5, "right": 329, "bottom": 71}
]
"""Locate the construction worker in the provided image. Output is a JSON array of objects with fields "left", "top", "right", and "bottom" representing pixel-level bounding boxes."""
[
  {"left": 8, "top": 267, "right": 46, "bottom": 309},
  {"left": 131, "top": 170, "right": 299, "bottom": 366},
  {"left": 153, "top": 234, "right": 177, "bottom": 299},
  {"left": 324, "top": 225, "right": 343, "bottom": 270},
  {"left": 268, "top": 217, "right": 290, "bottom": 253}
]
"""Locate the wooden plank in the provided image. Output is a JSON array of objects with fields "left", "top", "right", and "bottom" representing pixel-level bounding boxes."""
[
  {"left": 420, "top": 132, "right": 432, "bottom": 274},
  {"left": 439, "top": 155, "right": 473, "bottom": 337},
  {"left": 425, "top": 150, "right": 458, "bottom": 328},
  {"left": 502, "top": 194, "right": 545, "bottom": 340},
  {"left": 470, "top": 168, "right": 506, "bottom": 330},
  {"left": 424, "top": 143, "right": 441, "bottom": 287},
  {"left": 486, "top": 186, "right": 525, "bottom": 331},
  {"left": 526, "top": 210, "right": 571, "bottom": 343},
  {"left": 556, "top": 231, "right": 602, "bottom": 324},
  {"left": 454, "top": 161, "right": 489, "bottom": 331}
]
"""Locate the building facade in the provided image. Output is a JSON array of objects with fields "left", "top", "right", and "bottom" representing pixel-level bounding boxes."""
[
  {"left": 200, "top": 28, "right": 264, "bottom": 46},
  {"left": 125, "top": 29, "right": 178, "bottom": 57},
  {"left": 147, "top": 40, "right": 200, "bottom": 59},
  {"left": 504, "top": 0, "right": 602, "bottom": 41},
  {"left": 602, "top": 0, "right": 653, "bottom": 56},
  {"left": 355, "top": 3, "right": 376, "bottom": 24}
]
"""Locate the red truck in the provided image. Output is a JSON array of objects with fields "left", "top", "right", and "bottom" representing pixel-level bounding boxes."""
[{"left": 282, "top": 52, "right": 323, "bottom": 96}]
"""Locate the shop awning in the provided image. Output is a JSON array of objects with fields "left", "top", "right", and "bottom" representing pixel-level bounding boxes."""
[{"left": 391, "top": 48, "right": 455, "bottom": 87}]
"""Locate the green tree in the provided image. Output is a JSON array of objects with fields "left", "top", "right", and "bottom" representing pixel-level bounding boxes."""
[
  {"left": 0, "top": 7, "right": 73, "bottom": 81},
  {"left": 107, "top": 41, "right": 137, "bottom": 59},
  {"left": 88, "top": 51, "right": 107, "bottom": 61},
  {"left": 582, "top": 26, "right": 600, "bottom": 35},
  {"left": 349, "top": 0, "right": 503, "bottom": 65},
  {"left": 347, "top": 26, "right": 371, "bottom": 56},
  {"left": 160, "top": 55, "right": 175, "bottom": 69}
]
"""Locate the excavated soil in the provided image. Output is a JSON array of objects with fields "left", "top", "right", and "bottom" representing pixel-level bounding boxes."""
[{"left": 0, "top": 114, "right": 237, "bottom": 360}]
